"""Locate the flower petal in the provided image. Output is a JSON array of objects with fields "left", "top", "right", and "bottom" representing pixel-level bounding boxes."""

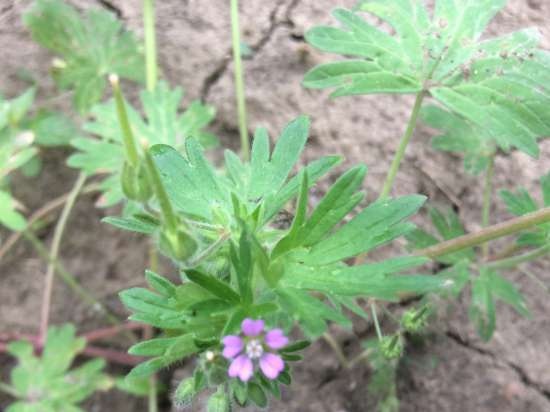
[
  {"left": 228, "top": 354, "right": 254, "bottom": 382},
  {"left": 265, "top": 328, "right": 289, "bottom": 350},
  {"left": 222, "top": 335, "right": 243, "bottom": 359},
  {"left": 241, "top": 318, "right": 264, "bottom": 337},
  {"left": 259, "top": 353, "right": 285, "bottom": 380}
]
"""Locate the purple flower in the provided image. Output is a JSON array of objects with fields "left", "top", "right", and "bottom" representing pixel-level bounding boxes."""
[{"left": 222, "top": 318, "right": 289, "bottom": 382}]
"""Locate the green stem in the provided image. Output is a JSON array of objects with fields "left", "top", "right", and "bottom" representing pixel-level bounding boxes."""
[
  {"left": 370, "top": 302, "right": 383, "bottom": 341},
  {"left": 416, "top": 207, "right": 550, "bottom": 259},
  {"left": 143, "top": 148, "right": 179, "bottom": 233},
  {"left": 24, "top": 231, "right": 129, "bottom": 338},
  {"left": 379, "top": 91, "right": 425, "bottom": 199},
  {"left": 230, "top": 0, "right": 250, "bottom": 161},
  {"left": 322, "top": 332, "right": 349, "bottom": 369},
  {"left": 481, "top": 152, "right": 496, "bottom": 259},
  {"left": 39, "top": 173, "right": 87, "bottom": 345},
  {"left": 0, "top": 382, "right": 19, "bottom": 398},
  {"left": 143, "top": 0, "right": 158, "bottom": 92},
  {"left": 111, "top": 75, "right": 140, "bottom": 167},
  {"left": 485, "top": 243, "right": 550, "bottom": 270},
  {"left": 147, "top": 245, "right": 158, "bottom": 412}
]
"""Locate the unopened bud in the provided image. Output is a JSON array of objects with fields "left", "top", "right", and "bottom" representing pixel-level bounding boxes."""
[
  {"left": 379, "top": 334, "right": 403, "bottom": 360},
  {"left": 173, "top": 377, "right": 196, "bottom": 409},
  {"left": 121, "top": 161, "right": 153, "bottom": 202},
  {"left": 159, "top": 228, "right": 198, "bottom": 262}
]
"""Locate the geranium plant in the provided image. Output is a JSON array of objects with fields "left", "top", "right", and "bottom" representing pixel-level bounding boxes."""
[{"left": 1, "top": 0, "right": 550, "bottom": 411}]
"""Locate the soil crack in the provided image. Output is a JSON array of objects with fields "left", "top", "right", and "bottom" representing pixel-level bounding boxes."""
[
  {"left": 446, "top": 331, "right": 550, "bottom": 403},
  {"left": 200, "top": 0, "right": 301, "bottom": 102},
  {"left": 96, "top": 0, "right": 123, "bottom": 19}
]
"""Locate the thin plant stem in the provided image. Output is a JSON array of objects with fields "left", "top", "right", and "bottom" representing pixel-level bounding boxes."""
[
  {"left": 379, "top": 91, "right": 425, "bottom": 199},
  {"left": 83, "top": 322, "right": 144, "bottom": 343},
  {"left": 143, "top": 149, "right": 179, "bottom": 233},
  {"left": 147, "top": 244, "right": 158, "bottom": 412},
  {"left": 485, "top": 243, "right": 550, "bottom": 270},
  {"left": 24, "top": 231, "right": 134, "bottom": 342},
  {"left": 0, "top": 183, "right": 100, "bottom": 262},
  {"left": 481, "top": 152, "right": 496, "bottom": 259},
  {"left": 370, "top": 302, "right": 383, "bottom": 341},
  {"left": 0, "top": 382, "right": 19, "bottom": 398},
  {"left": 39, "top": 172, "right": 87, "bottom": 345},
  {"left": 185, "top": 231, "right": 230, "bottom": 268},
  {"left": 230, "top": 0, "right": 250, "bottom": 160},
  {"left": 416, "top": 207, "right": 550, "bottom": 259},
  {"left": 519, "top": 266, "right": 550, "bottom": 294},
  {"left": 348, "top": 348, "right": 372, "bottom": 369},
  {"left": 143, "top": 0, "right": 158, "bottom": 92},
  {"left": 322, "top": 332, "right": 349, "bottom": 369}
]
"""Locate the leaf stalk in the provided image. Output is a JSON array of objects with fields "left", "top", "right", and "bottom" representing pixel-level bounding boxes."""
[{"left": 379, "top": 91, "right": 426, "bottom": 199}]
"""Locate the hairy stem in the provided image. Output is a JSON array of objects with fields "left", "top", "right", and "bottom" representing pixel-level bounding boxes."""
[
  {"left": 143, "top": 0, "right": 158, "bottom": 92},
  {"left": 416, "top": 207, "right": 550, "bottom": 259},
  {"left": 379, "top": 91, "right": 425, "bottom": 199},
  {"left": 485, "top": 243, "right": 550, "bottom": 270},
  {"left": 481, "top": 152, "right": 496, "bottom": 259},
  {"left": 143, "top": 149, "right": 179, "bottom": 233},
  {"left": 39, "top": 173, "right": 87, "bottom": 345},
  {"left": 230, "top": 0, "right": 250, "bottom": 160}
]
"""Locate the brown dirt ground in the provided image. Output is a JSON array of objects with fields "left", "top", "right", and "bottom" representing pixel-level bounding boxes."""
[{"left": 1, "top": 0, "right": 550, "bottom": 411}]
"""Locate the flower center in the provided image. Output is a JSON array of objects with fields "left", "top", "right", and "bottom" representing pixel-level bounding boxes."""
[{"left": 245, "top": 339, "right": 264, "bottom": 359}]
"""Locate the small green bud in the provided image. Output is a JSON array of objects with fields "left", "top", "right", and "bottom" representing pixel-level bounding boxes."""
[
  {"left": 401, "top": 307, "right": 429, "bottom": 333},
  {"left": 379, "top": 334, "right": 404, "bottom": 360},
  {"left": 159, "top": 228, "right": 198, "bottom": 261},
  {"left": 207, "top": 386, "right": 230, "bottom": 412},
  {"left": 173, "top": 377, "right": 196, "bottom": 408},
  {"left": 121, "top": 161, "right": 152, "bottom": 202}
]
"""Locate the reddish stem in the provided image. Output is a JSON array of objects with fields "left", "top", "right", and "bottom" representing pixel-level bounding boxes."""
[
  {"left": 82, "top": 322, "right": 144, "bottom": 343},
  {"left": 0, "top": 322, "right": 146, "bottom": 366}
]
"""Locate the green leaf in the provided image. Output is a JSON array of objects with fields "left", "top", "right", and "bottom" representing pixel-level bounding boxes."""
[
  {"left": 101, "top": 215, "right": 159, "bottom": 234},
  {"left": 277, "top": 287, "right": 351, "bottom": 337},
  {"left": 31, "top": 111, "right": 78, "bottom": 147},
  {"left": 24, "top": 0, "right": 144, "bottom": 113},
  {"left": 279, "top": 256, "right": 443, "bottom": 300},
  {"left": 249, "top": 116, "right": 310, "bottom": 199},
  {"left": 301, "top": 165, "right": 366, "bottom": 246},
  {"left": 5, "top": 324, "right": 108, "bottom": 409},
  {"left": 500, "top": 188, "right": 538, "bottom": 216},
  {"left": 149, "top": 141, "right": 227, "bottom": 219},
  {"left": 184, "top": 270, "right": 241, "bottom": 304},
  {"left": 406, "top": 206, "right": 474, "bottom": 264},
  {"left": 145, "top": 270, "right": 176, "bottom": 297},
  {"left": 469, "top": 272, "right": 496, "bottom": 341},
  {"left": 305, "top": 2, "right": 550, "bottom": 158},
  {"left": 68, "top": 81, "right": 217, "bottom": 206},
  {"left": 422, "top": 105, "right": 494, "bottom": 175},
  {"left": 0, "top": 190, "right": 27, "bottom": 231},
  {"left": 304, "top": 195, "right": 426, "bottom": 265},
  {"left": 488, "top": 271, "right": 530, "bottom": 317}
]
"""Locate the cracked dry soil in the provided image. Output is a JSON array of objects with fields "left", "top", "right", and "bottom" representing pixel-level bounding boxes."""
[{"left": 1, "top": 0, "right": 550, "bottom": 411}]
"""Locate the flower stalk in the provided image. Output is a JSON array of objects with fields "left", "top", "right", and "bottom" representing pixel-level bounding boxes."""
[{"left": 230, "top": 0, "right": 250, "bottom": 161}]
